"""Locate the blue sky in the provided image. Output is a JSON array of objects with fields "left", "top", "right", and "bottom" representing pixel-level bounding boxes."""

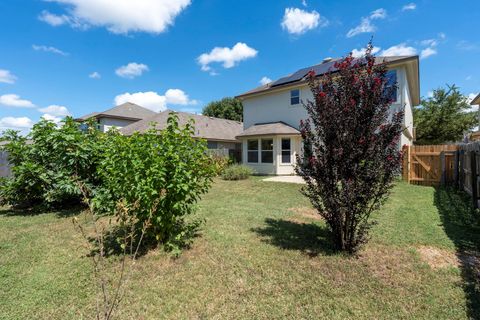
[{"left": 0, "top": 0, "right": 479, "bottom": 133}]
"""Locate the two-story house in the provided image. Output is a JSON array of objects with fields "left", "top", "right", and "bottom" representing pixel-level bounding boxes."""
[{"left": 235, "top": 56, "right": 420, "bottom": 175}]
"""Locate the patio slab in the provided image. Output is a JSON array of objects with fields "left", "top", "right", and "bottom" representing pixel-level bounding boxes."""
[{"left": 262, "top": 175, "right": 305, "bottom": 184}]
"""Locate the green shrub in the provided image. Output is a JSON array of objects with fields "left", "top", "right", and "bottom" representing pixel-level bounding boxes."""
[
  {"left": 0, "top": 118, "right": 104, "bottom": 207},
  {"left": 95, "top": 114, "right": 216, "bottom": 253},
  {"left": 209, "top": 154, "right": 231, "bottom": 175},
  {"left": 221, "top": 164, "right": 253, "bottom": 180}
]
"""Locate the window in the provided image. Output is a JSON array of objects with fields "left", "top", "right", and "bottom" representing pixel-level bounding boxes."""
[
  {"left": 281, "top": 138, "right": 291, "bottom": 164},
  {"left": 261, "top": 139, "right": 273, "bottom": 163},
  {"left": 290, "top": 89, "right": 300, "bottom": 105},
  {"left": 385, "top": 70, "right": 398, "bottom": 103},
  {"left": 207, "top": 141, "right": 218, "bottom": 149},
  {"left": 247, "top": 139, "right": 258, "bottom": 163}
]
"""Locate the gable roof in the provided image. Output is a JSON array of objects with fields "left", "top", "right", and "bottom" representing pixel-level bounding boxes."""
[
  {"left": 120, "top": 110, "right": 244, "bottom": 142},
  {"left": 236, "top": 56, "right": 420, "bottom": 105},
  {"left": 236, "top": 122, "right": 300, "bottom": 138},
  {"left": 76, "top": 102, "right": 156, "bottom": 121},
  {"left": 471, "top": 93, "right": 480, "bottom": 105}
]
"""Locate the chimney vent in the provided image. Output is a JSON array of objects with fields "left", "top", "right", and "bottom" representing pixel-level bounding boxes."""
[{"left": 322, "top": 57, "right": 333, "bottom": 63}]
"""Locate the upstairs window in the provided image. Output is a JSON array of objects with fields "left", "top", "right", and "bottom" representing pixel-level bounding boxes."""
[
  {"left": 385, "top": 70, "right": 398, "bottom": 103},
  {"left": 290, "top": 89, "right": 300, "bottom": 105}
]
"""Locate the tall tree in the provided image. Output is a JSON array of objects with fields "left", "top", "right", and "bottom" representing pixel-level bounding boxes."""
[
  {"left": 202, "top": 97, "right": 243, "bottom": 121},
  {"left": 414, "top": 85, "right": 477, "bottom": 145},
  {"left": 295, "top": 44, "right": 403, "bottom": 254}
]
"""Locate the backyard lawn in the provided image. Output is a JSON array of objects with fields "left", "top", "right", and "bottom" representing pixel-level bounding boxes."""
[{"left": 1, "top": 177, "right": 479, "bottom": 319}]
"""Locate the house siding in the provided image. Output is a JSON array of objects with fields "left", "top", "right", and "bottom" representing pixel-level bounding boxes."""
[
  {"left": 98, "top": 118, "right": 138, "bottom": 132},
  {"left": 239, "top": 66, "right": 415, "bottom": 175}
]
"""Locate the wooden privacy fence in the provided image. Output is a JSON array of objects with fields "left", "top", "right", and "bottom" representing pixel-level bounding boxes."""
[
  {"left": 402, "top": 142, "right": 480, "bottom": 209},
  {"left": 402, "top": 144, "right": 458, "bottom": 187}
]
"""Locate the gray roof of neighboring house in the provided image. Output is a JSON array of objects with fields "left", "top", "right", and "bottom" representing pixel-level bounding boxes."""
[
  {"left": 76, "top": 102, "right": 156, "bottom": 121},
  {"left": 120, "top": 110, "right": 244, "bottom": 142},
  {"left": 236, "top": 122, "right": 300, "bottom": 138},
  {"left": 471, "top": 93, "right": 480, "bottom": 105},
  {"left": 236, "top": 56, "right": 419, "bottom": 99}
]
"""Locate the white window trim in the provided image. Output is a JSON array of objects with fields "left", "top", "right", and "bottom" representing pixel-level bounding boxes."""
[
  {"left": 280, "top": 137, "right": 292, "bottom": 165},
  {"left": 290, "top": 89, "right": 300, "bottom": 106},
  {"left": 260, "top": 138, "right": 274, "bottom": 164}
]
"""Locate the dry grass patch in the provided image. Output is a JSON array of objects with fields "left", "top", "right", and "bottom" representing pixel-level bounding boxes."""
[
  {"left": 417, "top": 245, "right": 460, "bottom": 269},
  {"left": 288, "top": 207, "right": 321, "bottom": 220}
]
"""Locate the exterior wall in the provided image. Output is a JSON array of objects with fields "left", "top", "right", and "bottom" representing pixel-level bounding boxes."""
[
  {"left": 241, "top": 135, "right": 301, "bottom": 175},
  {"left": 243, "top": 86, "right": 311, "bottom": 130},
  {"left": 98, "top": 117, "right": 138, "bottom": 132},
  {"left": 242, "top": 66, "right": 413, "bottom": 150}
]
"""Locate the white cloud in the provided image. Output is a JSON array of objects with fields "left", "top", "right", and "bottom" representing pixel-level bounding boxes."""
[
  {"left": 0, "top": 69, "right": 17, "bottom": 84},
  {"left": 427, "top": 91, "right": 434, "bottom": 98},
  {"left": 351, "top": 46, "right": 381, "bottom": 57},
  {"left": 420, "top": 47, "right": 437, "bottom": 59},
  {"left": 41, "top": 114, "right": 63, "bottom": 124},
  {"left": 32, "top": 44, "right": 68, "bottom": 56},
  {"left": 370, "top": 8, "right": 387, "bottom": 20},
  {"left": 467, "top": 93, "right": 479, "bottom": 112},
  {"left": 421, "top": 39, "right": 438, "bottom": 47},
  {"left": 380, "top": 43, "right": 417, "bottom": 56},
  {"left": 402, "top": 3, "right": 417, "bottom": 11},
  {"left": 347, "top": 8, "right": 386, "bottom": 38},
  {"left": 114, "top": 89, "right": 196, "bottom": 112},
  {"left": 38, "top": 105, "right": 71, "bottom": 117},
  {"left": 39, "top": 0, "right": 191, "bottom": 34},
  {"left": 347, "top": 18, "right": 374, "bottom": 38},
  {"left": 302, "top": 0, "right": 308, "bottom": 7},
  {"left": 0, "top": 116, "right": 34, "bottom": 133},
  {"left": 281, "top": 8, "right": 326, "bottom": 35},
  {"left": 165, "top": 89, "right": 197, "bottom": 105},
  {"left": 197, "top": 42, "right": 258, "bottom": 73},
  {"left": 466, "top": 75, "right": 473, "bottom": 81},
  {"left": 115, "top": 63, "right": 149, "bottom": 79},
  {"left": 260, "top": 76, "right": 272, "bottom": 85},
  {"left": 0, "top": 94, "right": 35, "bottom": 108},
  {"left": 89, "top": 71, "right": 101, "bottom": 79},
  {"left": 38, "top": 10, "right": 71, "bottom": 26}
]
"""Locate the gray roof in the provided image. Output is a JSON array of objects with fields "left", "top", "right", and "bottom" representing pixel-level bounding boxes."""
[
  {"left": 120, "top": 110, "right": 244, "bottom": 142},
  {"left": 236, "top": 122, "right": 300, "bottom": 138},
  {"left": 237, "top": 56, "right": 418, "bottom": 98},
  {"left": 471, "top": 93, "right": 480, "bottom": 105},
  {"left": 76, "top": 102, "right": 156, "bottom": 121}
]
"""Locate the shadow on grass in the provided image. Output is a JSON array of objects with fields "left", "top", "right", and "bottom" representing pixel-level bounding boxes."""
[
  {"left": 0, "top": 204, "right": 83, "bottom": 218},
  {"left": 252, "top": 218, "right": 335, "bottom": 257},
  {"left": 434, "top": 187, "right": 480, "bottom": 319}
]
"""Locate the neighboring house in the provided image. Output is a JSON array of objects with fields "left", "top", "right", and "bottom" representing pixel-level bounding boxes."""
[
  {"left": 120, "top": 110, "right": 243, "bottom": 160},
  {"left": 235, "top": 56, "right": 420, "bottom": 175},
  {"left": 75, "top": 102, "right": 157, "bottom": 132},
  {"left": 469, "top": 93, "right": 480, "bottom": 141}
]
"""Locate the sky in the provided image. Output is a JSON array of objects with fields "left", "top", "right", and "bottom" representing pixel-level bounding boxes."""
[{"left": 0, "top": 0, "right": 479, "bottom": 133}]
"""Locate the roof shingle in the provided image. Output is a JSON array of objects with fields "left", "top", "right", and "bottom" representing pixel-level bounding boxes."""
[{"left": 120, "top": 110, "right": 244, "bottom": 142}]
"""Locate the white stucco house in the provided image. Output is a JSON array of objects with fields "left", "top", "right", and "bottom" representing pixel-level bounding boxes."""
[{"left": 235, "top": 56, "right": 420, "bottom": 175}]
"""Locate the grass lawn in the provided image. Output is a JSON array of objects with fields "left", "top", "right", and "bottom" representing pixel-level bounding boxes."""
[{"left": 1, "top": 177, "right": 480, "bottom": 319}]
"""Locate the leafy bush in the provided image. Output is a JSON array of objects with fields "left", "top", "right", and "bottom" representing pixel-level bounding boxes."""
[
  {"left": 95, "top": 114, "right": 216, "bottom": 252},
  {"left": 296, "top": 43, "right": 403, "bottom": 254},
  {"left": 208, "top": 154, "right": 231, "bottom": 175},
  {"left": 0, "top": 118, "right": 104, "bottom": 207},
  {"left": 221, "top": 164, "right": 253, "bottom": 180}
]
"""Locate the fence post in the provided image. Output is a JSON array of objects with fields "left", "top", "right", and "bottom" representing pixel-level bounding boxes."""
[
  {"left": 440, "top": 151, "right": 446, "bottom": 186},
  {"left": 459, "top": 150, "right": 465, "bottom": 190},
  {"left": 407, "top": 145, "right": 411, "bottom": 184},
  {"left": 470, "top": 150, "right": 478, "bottom": 209},
  {"left": 453, "top": 150, "right": 460, "bottom": 188}
]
